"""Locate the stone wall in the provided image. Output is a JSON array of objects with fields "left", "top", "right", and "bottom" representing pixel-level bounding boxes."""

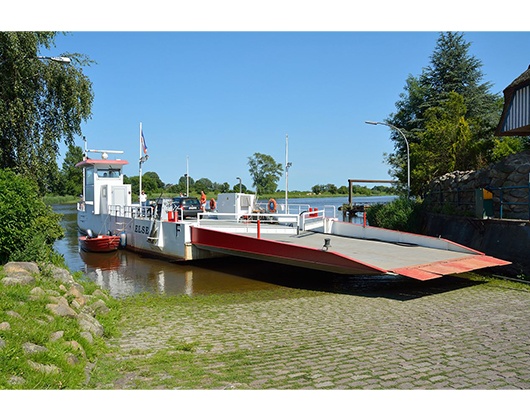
[{"left": 424, "top": 150, "right": 530, "bottom": 220}]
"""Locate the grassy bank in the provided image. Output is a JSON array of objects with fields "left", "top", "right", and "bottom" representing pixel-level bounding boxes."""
[
  {"left": 43, "top": 195, "right": 79, "bottom": 205},
  {"left": 0, "top": 264, "right": 120, "bottom": 389}
]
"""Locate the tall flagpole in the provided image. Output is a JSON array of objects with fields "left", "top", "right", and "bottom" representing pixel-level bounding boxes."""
[{"left": 139, "top": 122, "right": 143, "bottom": 201}]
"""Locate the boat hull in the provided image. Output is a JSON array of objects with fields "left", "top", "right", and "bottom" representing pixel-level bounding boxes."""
[{"left": 79, "top": 235, "right": 121, "bottom": 253}]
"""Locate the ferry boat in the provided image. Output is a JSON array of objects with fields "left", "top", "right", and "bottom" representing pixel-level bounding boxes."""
[{"left": 76, "top": 148, "right": 510, "bottom": 281}]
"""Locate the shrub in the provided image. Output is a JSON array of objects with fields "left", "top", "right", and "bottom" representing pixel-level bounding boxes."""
[
  {"left": 366, "top": 196, "right": 423, "bottom": 233},
  {"left": 0, "top": 170, "right": 64, "bottom": 264}
]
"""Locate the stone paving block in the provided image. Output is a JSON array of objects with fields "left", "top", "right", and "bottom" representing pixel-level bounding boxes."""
[{"left": 114, "top": 277, "right": 530, "bottom": 390}]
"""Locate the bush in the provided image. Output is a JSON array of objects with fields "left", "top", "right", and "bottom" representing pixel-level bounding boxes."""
[
  {"left": 0, "top": 170, "right": 64, "bottom": 265},
  {"left": 366, "top": 196, "right": 423, "bottom": 233}
]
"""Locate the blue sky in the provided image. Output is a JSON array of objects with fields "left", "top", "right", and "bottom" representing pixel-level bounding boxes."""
[{"left": 10, "top": 5, "right": 530, "bottom": 192}]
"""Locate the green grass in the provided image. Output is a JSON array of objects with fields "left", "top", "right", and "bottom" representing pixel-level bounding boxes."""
[{"left": 0, "top": 266, "right": 120, "bottom": 389}]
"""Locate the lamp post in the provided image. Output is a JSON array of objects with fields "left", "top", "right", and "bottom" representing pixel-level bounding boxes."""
[
  {"left": 36, "top": 55, "right": 71, "bottom": 64},
  {"left": 285, "top": 134, "right": 292, "bottom": 214},
  {"left": 186, "top": 156, "right": 189, "bottom": 197},
  {"left": 365, "top": 120, "right": 410, "bottom": 198},
  {"left": 236, "top": 177, "right": 242, "bottom": 193}
]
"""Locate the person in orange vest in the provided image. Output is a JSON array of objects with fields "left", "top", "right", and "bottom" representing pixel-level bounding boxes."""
[{"left": 200, "top": 190, "right": 207, "bottom": 211}]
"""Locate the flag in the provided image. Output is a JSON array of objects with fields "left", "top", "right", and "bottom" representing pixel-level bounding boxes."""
[{"left": 141, "top": 129, "right": 148, "bottom": 154}]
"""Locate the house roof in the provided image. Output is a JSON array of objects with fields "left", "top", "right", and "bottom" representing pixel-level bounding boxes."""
[{"left": 495, "top": 65, "right": 530, "bottom": 136}]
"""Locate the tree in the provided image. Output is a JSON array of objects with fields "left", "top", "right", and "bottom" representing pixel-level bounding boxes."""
[
  {"left": 56, "top": 144, "right": 83, "bottom": 196},
  {"left": 386, "top": 32, "right": 505, "bottom": 196},
  {"left": 194, "top": 177, "right": 214, "bottom": 194},
  {"left": 143, "top": 171, "right": 165, "bottom": 191},
  {"left": 411, "top": 92, "right": 475, "bottom": 196},
  {"left": 247, "top": 153, "right": 283, "bottom": 195},
  {"left": 0, "top": 32, "right": 94, "bottom": 193}
]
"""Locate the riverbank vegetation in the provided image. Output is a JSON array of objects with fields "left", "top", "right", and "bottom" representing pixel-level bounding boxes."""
[
  {"left": 0, "top": 169, "right": 64, "bottom": 266},
  {"left": 0, "top": 263, "right": 119, "bottom": 389},
  {"left": 366, "top": 197, "right": 424, "bottom": 232}
]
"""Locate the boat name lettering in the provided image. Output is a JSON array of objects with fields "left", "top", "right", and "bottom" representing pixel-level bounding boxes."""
[{"left": 134, "top": 224, "right": 150, "bottom": 235}]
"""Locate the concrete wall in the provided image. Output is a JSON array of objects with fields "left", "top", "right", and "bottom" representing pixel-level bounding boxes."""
[{"left": 423, "top": 212, "right": 530, "bottom": 275}]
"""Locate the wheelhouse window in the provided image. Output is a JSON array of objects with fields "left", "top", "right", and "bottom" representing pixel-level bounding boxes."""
[
  {"left": 97, "top": 168, "right": 121, "bottom": 178},
  {"left": 85, "top": 167, "right": 94, "bottom": 201}
]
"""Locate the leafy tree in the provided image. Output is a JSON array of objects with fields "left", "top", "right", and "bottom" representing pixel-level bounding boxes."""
[
  {"left": 386, "top": 32, "right": 506, "bottom": 196},
  {"left": 56, "top": 144, "right": 83, "bottom": 196},
  {"left": 194, "top": 177, "right": 214, "bottom": 194},
  {"left": 128, "top": 171, "right": 164, "bottom": 197},
  {"left": 216, "top": 182, "right": 231, "bottom": 193},
  {"left": 232, "top": 182, "right": 248, "bottom": 193},
  {"left": 326, "top": 184, "right": 338, "bottom": 194},
  {"left": 0, "top": 169, "right": 63, "bottom": 264},
  {"left": 247, "top": 153, "right": 283, "bottom": 195},
  {"left": 411, "top": 92, "right": 475, "bottom": 196},
  {"left": 143, "top": 171, "right": 165, "bottom": 191},
  {"left": 489, "top": 137, "right": 526, "bottom": 162},
  {"left": 0, "top": 32, "right": 94, "bottom": 193}
]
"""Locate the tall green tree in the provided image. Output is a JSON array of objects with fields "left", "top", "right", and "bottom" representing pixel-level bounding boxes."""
[
  {"left": 247, "top": 152, "right": 283, "bottom": 195},
  {"left": 386, "top": 32, "right": 505, "bottom": 196},
  {"left": 56, "top": 144, "right": 83, "bottom": 196},
  {"left": 0, "top": 32, "right": 94, "bottom": 193},
  {"left": 411, "top": 92, "right": 474, "bottom": 195}
]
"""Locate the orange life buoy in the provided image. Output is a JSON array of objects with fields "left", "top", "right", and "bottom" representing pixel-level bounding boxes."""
[
  {"left": 209, "top": 198, "right": 216, "bottom": 210},
  {"left": 268, "top": 198, "right": 277, "bottom": 213}
]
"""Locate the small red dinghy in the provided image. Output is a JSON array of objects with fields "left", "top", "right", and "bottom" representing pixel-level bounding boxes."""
[{"left": 79, "top": 230, "right": 121, "bottom": 253}]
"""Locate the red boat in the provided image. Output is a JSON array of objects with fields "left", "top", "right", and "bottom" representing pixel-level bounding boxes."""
[{"left": 79, "top": 233, "right": 121, "bottom": 253}]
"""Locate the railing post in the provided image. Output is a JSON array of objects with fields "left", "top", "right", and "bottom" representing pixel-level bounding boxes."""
[{"left": 500, "top": 189, "right": 504, "bottom": 219}]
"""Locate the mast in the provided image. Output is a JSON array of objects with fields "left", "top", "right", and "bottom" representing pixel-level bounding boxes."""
[
  {"left": 139, "top": 122, "right": 143, "bottom": 200},
  {"left": 82, "top": 136, "right": 87, "bottom": 201},
  {"left": 138, "top": 122, "right": 149, "bottom": 202}
]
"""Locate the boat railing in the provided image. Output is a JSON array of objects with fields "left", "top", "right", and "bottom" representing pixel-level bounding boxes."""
[
  {"left": 300, "top": 208, "right": 326, "bottom": 231},
  {"left": 196, "top": 209, "right": 327, "bottom": 233},
  {"left": 109, "top": 204, "right": 155, "bottom": 219},
  {"left": 282, "top": 203, "right": 336, "bottom": 219}
]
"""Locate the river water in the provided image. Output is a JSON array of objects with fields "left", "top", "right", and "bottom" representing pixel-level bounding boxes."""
[{"left": 53, "top": 196, "right": 396, "bottom": 298}]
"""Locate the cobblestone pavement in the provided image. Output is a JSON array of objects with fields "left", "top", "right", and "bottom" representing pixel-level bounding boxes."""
[{"left": 114, "top": 275, "right": 530, "bottom": 389}]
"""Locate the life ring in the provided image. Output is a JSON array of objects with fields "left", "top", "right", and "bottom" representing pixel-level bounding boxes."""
[
  {"left": 209, "top": 198, "right": 216, "bottom": 210},
  {"left": 268, "top": 198, "right": 277, "bottom": 213}
]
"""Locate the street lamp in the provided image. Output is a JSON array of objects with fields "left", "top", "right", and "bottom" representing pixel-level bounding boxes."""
[
  {"left": 236, "top": 177, "right": 242, "bottom": 193},
  {"left": 365, "top": 120, "right": 410, "bottom": 198},
  {"left": 37, "top": 56, "right": 71, "bottom": 64},
  {"left": 285, "top": 134, "right": 292, "bottom": 214}
]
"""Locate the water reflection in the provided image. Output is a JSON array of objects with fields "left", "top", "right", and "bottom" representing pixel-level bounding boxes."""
[{"left": 54, "top": 203, "right": 286, "bottom": 297}]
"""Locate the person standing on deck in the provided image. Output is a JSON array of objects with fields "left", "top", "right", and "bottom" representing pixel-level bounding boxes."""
[
  {"left": 140, "top": 190, "right": 147, "bottom": 206},
  {"left": 200, "top": 191, "right": 207, "bottom": 211}
]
